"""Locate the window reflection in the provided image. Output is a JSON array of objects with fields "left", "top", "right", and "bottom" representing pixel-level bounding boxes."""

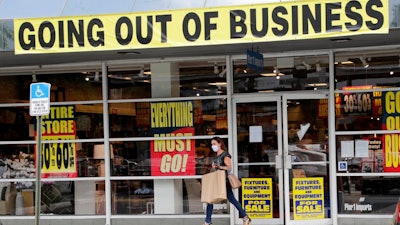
[
  {"left": 109, "top": 99, "right": 227, "bottom": 138},
  {"left": 335, "top": 51, "right": 400, "bottom": 90},
  {"left": 110, "top": 140, "right": 221, "bottom": 176},
  {"left": 106, "top": 60, "right": 227, "bottom": 99},
  {"left": 338, "top": 176, "right": 400, "bottom": 214},
  {"left": 233, "top": 55, "right": 329, "bottom": 93}
]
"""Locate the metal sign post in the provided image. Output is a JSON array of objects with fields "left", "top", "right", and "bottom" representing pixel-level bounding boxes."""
[
  {"left": 29, "top": 82, "right": 51, "bottom": 225},
  {"left": 35, "top": 116, "right": 42, "bottom": 225}
]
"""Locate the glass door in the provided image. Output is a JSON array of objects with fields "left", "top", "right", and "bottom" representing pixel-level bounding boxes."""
[
  {"left": 282, "top": 93, "right": 330, "bottom": 225},
  {"left": 234, "top": 93, "right": 331, "bottom": 225},
  {"left": 234, "top": 96, "right": 283, "bottom": 225}
]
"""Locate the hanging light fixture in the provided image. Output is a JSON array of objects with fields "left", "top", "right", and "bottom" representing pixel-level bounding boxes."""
[
  {"left": 274, "top": 67, "right": 280, "bottom": 79},
  {"left": 302, "top": 60, "right": 311, "bottom": 70},
  {"left": 219, "top": 67, "right": 226, "bottom": 78},
  {"left": 315, "top": 61, "right": 321, "bottom": 72},
  {"left": 360, "top": 57, "right": 369, "bottom": 68},
  {"left": 94, "top": 71, "right": 100, "bottom": 81},
  {"left": 214, "top": 62, "right": 219, "bottom": 74},
  {"left": 32, "top": 71, "right": 37, "bottom": 82},
  {"left": 273, "top": 67, "right": 280, "bottom": 75},
  {"left": 138, "top": 66, "right": 144, "bottom": 77}
]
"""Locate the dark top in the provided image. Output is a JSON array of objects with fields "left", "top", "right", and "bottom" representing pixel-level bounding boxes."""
[{"left": 214, "top": 151, "right": 231, "bottom": 168}]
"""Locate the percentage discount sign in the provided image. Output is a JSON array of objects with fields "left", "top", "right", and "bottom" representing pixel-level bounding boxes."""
[
  {"left": 42, "top": 139, "right": 75, "bottom": 171},
  {"left": 38, "top": 105, "right": 78, "bottom": 178}
]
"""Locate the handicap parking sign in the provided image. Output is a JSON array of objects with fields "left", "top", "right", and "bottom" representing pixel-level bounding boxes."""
[{"left": 29, "top": 82, "right": 51, "bottom": 116}]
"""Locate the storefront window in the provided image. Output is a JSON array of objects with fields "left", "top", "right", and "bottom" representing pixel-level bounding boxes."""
[
  {"left": 0, "top": 180, "right": 104, "bottom": 215},
  {"left": 337, "top": 176, "right": 400, "bottom": 214},
  {"left": 111, "top": 178, "right": 221, "bottom": 215},
  {"left": 110, "top": 139, "right": 225, "bottom": 177},
  {"left": 0, "top": 59, "right": 230, "bottom": 218},
  {"left": 106, "top": 59, "right": 227, "bottom": 99},
  {"left": 109, "top": 99, "right": 227, "bottom": 138},
  {"left": 233, "top": 55, "right": 329, "bottom": 93},
  {"left": 334, "top": 50, "right": 400, "bottom": 90},
  {"left": 335, "top": 49, "right": 400, "bottom": 216},
  {"left": 0, "top": 107, "right": 30, "bottom": 141},
  {"left": 0, "top": 73, "right": 102, "bottom": 103},
  {"left": 336, "top": 135, "right": 385, "bottom": 174},
  {"left": 335, "top": 91, "right": 382, "bottom": 132}
]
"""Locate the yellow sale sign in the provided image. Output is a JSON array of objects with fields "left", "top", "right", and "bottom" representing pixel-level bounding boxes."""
[
  {"left": 293, "top": 177, "right": 324, "bottom": 220},
  {"left": 242, "top": 178, "right": 273, "bottom": 219},
  {"left": 35, "top": 106, "right": 77, "bottom": 178}
]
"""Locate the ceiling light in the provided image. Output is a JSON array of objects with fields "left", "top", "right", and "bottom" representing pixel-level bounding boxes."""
[
  {"left": 214, "top": 63, "right": 219, "bottom": 74},
  {"left": 273, "top": 67, "right": 280, "bottom": 75},
  {"left": 209, "top": 82, "right": 227, "bottom": 86},
  {"left": 340, "top": 61, "right": 354, "bottom": 65},
  {"left": 261, "top": 67, "right": 285, "bottom": 77},
  {"left": 109, "top": 74, "right": 132, "bottom": 81},
  {"left": 258, "top": 90, "right": 275, "bottom": 93},
  {"left": 273, "top": 67, "right": 280, "bottom": 80},
  {"left": 390, "top": 70, "right": 394, "bottom": 75},
  {"left": 307, "top": 83, "right": 328, "bottom": 87},
  {"left": 360, "top": 57, "right": 369, "bottom": 68}
]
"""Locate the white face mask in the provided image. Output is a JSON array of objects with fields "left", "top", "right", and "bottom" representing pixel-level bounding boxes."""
[{"left": 211, "top": 145, "right": 219, "bottom": 152}]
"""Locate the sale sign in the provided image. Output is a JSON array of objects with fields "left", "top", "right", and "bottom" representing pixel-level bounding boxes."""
[
  {"left": 242, "top": 178, "right": 273, "bottom": 219},
  {"left": 293, "top": 177, "right": 324, "bottom": 220},
  {"left": 150, "top": 101, "right": 196, "bottom": 176},
  {"left": 35, "top": 105, "right": 78, "bottom": 178},
  {"left": 341, "top": 86, "right": 373, "bottom": 115},
  {"left": 382, "top": 91, "right": 400, "bottom": 172}
]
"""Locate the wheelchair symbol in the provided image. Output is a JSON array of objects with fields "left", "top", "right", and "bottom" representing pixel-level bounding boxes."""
[
  {"left": 35, "top": 86, "right": 45, "bottom": 98},
  {"left": 338, "top": 161, "right": 347, "bottom": 171}
]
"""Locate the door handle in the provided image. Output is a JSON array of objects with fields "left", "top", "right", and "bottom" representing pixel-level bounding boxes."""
[
  {"left": 285, "top": 155, "right": 292, "bottom": 169},
  {"left": 275, "top": 155, "right": 282, "bottom": 169}
]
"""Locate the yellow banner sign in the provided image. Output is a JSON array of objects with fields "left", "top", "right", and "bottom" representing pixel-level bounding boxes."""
[
  {"left": 36, "top": 106, "right": 78, "bottom": 178},
  {"left": 14, "top": 0, "right": 388, "bottom": 54}
]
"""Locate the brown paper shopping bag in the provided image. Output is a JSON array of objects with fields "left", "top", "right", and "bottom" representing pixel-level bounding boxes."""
[{"left": 201, "top": 170, "right": 227, "bottom": 204}]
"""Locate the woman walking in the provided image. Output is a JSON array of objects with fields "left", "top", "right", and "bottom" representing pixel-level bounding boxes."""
[{"left": 203, "top": 136, "right": 251, "bottom": 225}]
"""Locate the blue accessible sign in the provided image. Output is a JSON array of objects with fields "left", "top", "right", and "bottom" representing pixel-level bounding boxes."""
[
  {"left": 29, "top": 82, "right": 51, "bottom": 116},
  {"left": 247, "top": 49, "right": 264, "bottom": 72}
]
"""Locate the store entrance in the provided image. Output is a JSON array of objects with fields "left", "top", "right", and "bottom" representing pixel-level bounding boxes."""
[{"left": 234, "top": 93, "right": 331, "bottom": 225}]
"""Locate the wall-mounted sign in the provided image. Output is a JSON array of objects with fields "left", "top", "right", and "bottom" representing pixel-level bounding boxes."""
[
  {"left": 29, "top": 82, "right": 51, "bottom": 116},
  {"left": 14, "top": 0, "right": 389, "bottom": 54},
  {"left": 247, "top": 50, "right": 264, "bottom": 72}
]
